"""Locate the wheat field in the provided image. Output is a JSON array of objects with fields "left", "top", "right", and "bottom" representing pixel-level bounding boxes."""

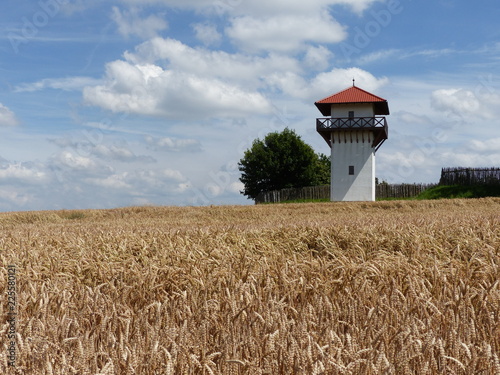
[{"left": 0, "top": 198, "right": 499, "bottom": 374}]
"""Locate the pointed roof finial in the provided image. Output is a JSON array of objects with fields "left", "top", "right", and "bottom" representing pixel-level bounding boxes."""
[{"left": 353, "top": 78, "right": 355, "bottom": 87}]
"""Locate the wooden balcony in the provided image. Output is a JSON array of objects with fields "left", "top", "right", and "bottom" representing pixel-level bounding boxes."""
[{"left": 316, "top": 117, "right": 388, "bottom": 151}]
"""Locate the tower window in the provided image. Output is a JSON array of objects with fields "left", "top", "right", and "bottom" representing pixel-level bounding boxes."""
[
  {"left": 348, "top": 111, "right": 355, "bottom": 119},
  {"left": 349, "top": 166, "right": 355, "bottom": 175}
]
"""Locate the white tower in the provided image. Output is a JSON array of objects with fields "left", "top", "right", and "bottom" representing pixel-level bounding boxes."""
[{"left": 315, "top": 83, "right": 389, "bottom": 201}]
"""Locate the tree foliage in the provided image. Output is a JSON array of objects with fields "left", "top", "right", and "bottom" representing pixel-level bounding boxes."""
[{"left": 238, "top": 128, "right": 330, "bottom": 200}]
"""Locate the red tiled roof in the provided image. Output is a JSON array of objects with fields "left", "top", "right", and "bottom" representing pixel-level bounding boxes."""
[
  {"left": 316, "top": 86, "right": 387, "bottom": 104},
  {"left": 315, "top": 86, "right": 389, "bottom": 116}
]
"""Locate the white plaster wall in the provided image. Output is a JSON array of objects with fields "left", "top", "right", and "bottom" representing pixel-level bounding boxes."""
[
  {"left": 330, "top": 131, "right": 375, "bottom": 201},
  {"left": 331, "top": 103, "right": 374, "bottom": 118}
]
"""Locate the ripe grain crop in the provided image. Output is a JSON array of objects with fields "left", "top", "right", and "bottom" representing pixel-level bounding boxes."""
[{"left": 0, "top": 199, "right": 499, "bottom": 374}]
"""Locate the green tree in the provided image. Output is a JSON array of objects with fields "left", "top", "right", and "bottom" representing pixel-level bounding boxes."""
[
  {"left": 238, "top": 128, "right": 330, "bottom": 200},
  {"left": 315, "top": 152, "right": 331, "bottom": 186}
]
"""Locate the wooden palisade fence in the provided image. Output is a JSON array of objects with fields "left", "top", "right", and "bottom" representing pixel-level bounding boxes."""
[
  {"left": 376, "top": 183, "right": 436, "bottom": 199},
  {"left": 256, "top": 185, "right": 330, "bottom": 204},
  {"left": 439, "top": 167, "right": 500, "bottom": 186},
  {"left": 255, "top": 183, "right": 435, "bottom": 204}
]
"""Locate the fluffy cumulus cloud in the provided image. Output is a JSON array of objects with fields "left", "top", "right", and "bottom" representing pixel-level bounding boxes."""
[
  {"left": 0, "top": 162, "right": 48, "bottom": 209},
  {"left": 83, "top": 60, "right": 272, "bottom": 119},
  {"left": 126, "top": 38, "right": 300, "bottom": 84},
  {"left": 303, "top": 45, "right": 334, "bottom": 71},
  {"left": 226, "top": 13, "right": 346, "bottom": 53},
  {"left": 0, "top": 104, "right": 20, "bottom": 126},
  {"left": 82, "top": 37, "right": 297, "bottom": 119},
  {"left": 267, "top": 67, "right": 389, "bottom": 102},
  {"left": 53, "top": 151, "right": 97, "bottom": 171},
  {"left": 0, "top": 162, "right": 46, "bottom": 183},
  {"left": 431, "top": 89, "right": 481, "bottom": 116},
  {"left": 430, "top": 88, "right": 500, "bottom": 123},
  {"left": 311, "top": 68, "right": 389, "bottom": 98}
]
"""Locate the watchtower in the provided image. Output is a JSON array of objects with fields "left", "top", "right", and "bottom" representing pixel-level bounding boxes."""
[{"left": 315, "top": 83, "right": 389, "bottom": 201}]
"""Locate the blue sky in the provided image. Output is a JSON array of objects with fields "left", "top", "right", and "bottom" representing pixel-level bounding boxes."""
[{"left": 0, "top": 0, "right": 499, "bottom": 211}]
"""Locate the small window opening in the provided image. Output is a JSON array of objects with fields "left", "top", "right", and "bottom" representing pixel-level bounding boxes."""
[
  {"left": 348, "top": 111, "right": 355, "bottom": 119},
  {"left": 349, "top": 166, "right": 355, "bottom": 175}
]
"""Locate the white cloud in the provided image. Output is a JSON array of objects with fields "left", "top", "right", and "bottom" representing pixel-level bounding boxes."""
[
  {"left": 431, "top": 88, "right": 481, "bottom": 116},
  {"left": 192, "top": 23, "right": 222, "bottom": 46},
  {"left": 356, "top": 49, "right": 399, "bottom": 65},
  {"left": 87, "top": 173, "right": 132, "bottom": 189},
  {"left": 228, "top": 181, "right": 244, "bottom": 194},
  {"left": 438, "top": 151, "right": 500, "bottom": 167},
  {"left": 50, "top": 137, "right": 156, "bottom": 163},
  {"left": 119, "top": 0, "right": 215, "bottom": 10},
  {"left": 119, "top": 0, "right": 381, "bottom": 16},
  {"left": 145, "top": 136, "right": 202, "bottom": 152},
  {"left": 158, "top": 169, "right": 185, "bottom": 182},
  {"left": 111, "top": 6, "right": 168, "bottom": 38},
  {"left": 226, "top": 14, "right": 346, "bottom": 53},
  {"left": 14, "top": 77, "right": 102, "bottom": 93},
  {"left": 0, "top": 104, "right": 20, "bottom": 126},
  {"left": 93, "top": 144, "right": 156, "bottom": 163},
  {"left": 467, "top": 138, "right": 500, "bottom": 154},
  {"left": 126, "top": 37, "right": 300, "bottom": 86},
  {"left": 411, "top": 48, "right": 457, "bottom": 59},
  {"left": 239, "top": 0, "right": 381, "bottom": 16},
  {"left": 354, "top": 48, "right": 458, "bottom": 66},
  {"left": 303, "top": 45, "right": 333, "bottom": 71},
  {"left": 335, "top": 0, "right": 384, "bottom": 14},
  {"left": 53, "top": 151, "right": 97, "bottom": 170},
  {"left": 378, "top": 128, "right": 500, "bottom": 184},
  {"left": 0, "top": 189, "right": 33, "bottom": 206},
  {"left": 56, "top": 0, "right": 101, "bottom": 15},
  {"left": 124, "top": 168, "right": 188, "bottom": 195},
  {"left": 88, "top": 168, "right": 187, "bottom": 193},
  {"left": 313, "top": 67, "right": 390, "bottom": 94},
  {"left": 85, "top": 168, "right": 186, "bottom": 195},
  {"left": 397, "top": 111, "right": 432, "bottom": 125},
  {"left": 83, "top": 40, "right": 276, "bottom": 119},
  {"left": 83, "top": 64, "right": 272, "bottom": 119},
  {"left": 268, "top": 67, "right": 389, "bottom": 102},
  {"left": 117, "top": 0, "right": 378, "bottom": 56},
  {"left": 0, "top": 163, "right": 46, "bottom": 183}
]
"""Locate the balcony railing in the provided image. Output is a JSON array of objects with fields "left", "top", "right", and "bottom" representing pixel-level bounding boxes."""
[
  {"left": 316, "top": 116, "right": 388, "bottom": 151},
  {"left": 316, "top": 116, "right": 387, "bottom": 130}
]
